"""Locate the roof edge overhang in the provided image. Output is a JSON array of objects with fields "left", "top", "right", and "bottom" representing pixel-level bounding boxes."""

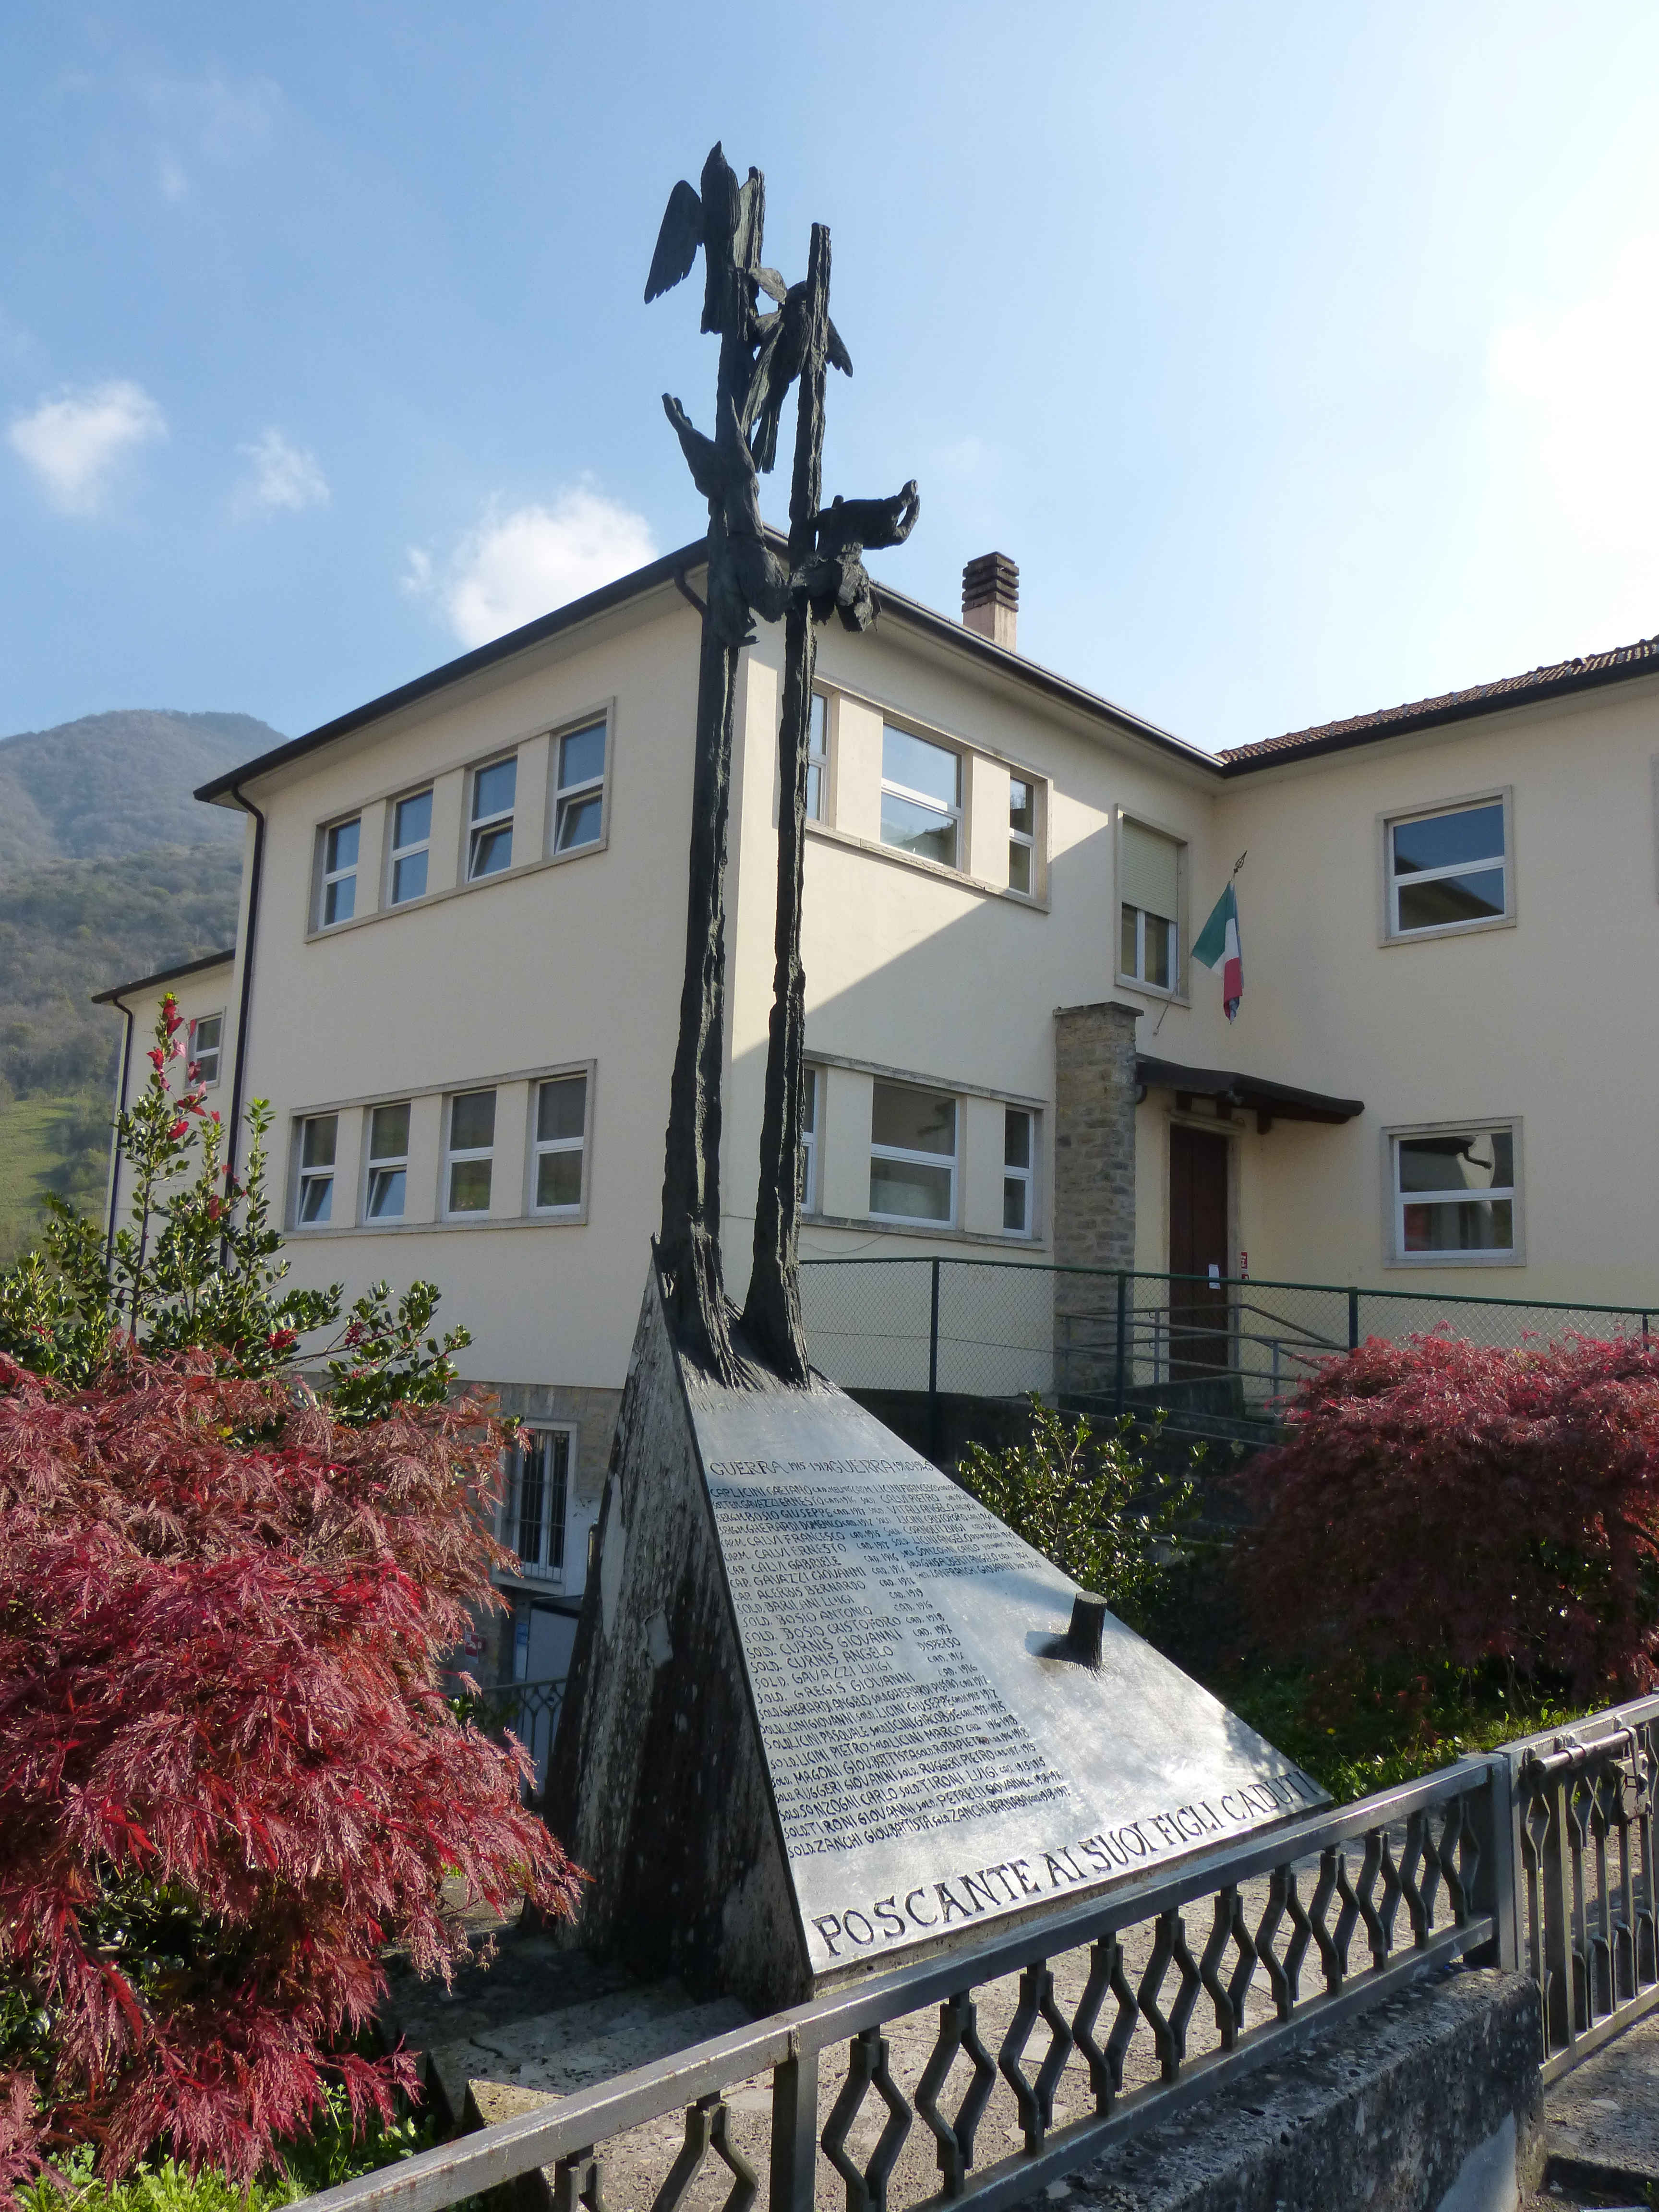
[
  {"left": 92, "top": 948, "right": 238, "bottom": 1006},
  {"left": 1137, "top": 1054, "right": 1363, "bottom": 1127}
]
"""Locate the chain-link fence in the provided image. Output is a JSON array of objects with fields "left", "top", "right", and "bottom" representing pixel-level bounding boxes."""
[{"left": 800, "top": 1256, "right": 1658, "bottom": 1447}]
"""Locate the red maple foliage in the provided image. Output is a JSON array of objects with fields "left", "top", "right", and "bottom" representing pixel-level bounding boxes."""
[
  {"left": 1237, "top": 1331, "right": 1659, "bottom": 1697},
  {"left": 0, "top": 1348, "right": 582, "bottom": 2199}
]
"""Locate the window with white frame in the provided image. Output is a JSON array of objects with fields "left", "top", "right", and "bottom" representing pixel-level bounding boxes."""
[
  {"left": 880, "top": 725, "right": 960, "bottom": 869},
  {"left": 188, "top": 1011, "right": 223, "bottom": 1088},
  {"left": 295, "top": 1114, "right": 338, "bottom": 1225},
  {"left": 1003, "top": 1107, "right": 1035, "bottom": 1235},
  {"left": 319, "top": 817, "right": 360, "bottom": 927},
  {"left": 1118, "top": 818, "right": 1182, "bottom": 992},
  {"left": 364, "top": 1102, "right": 410, "bottom": 1222},
  {"left": 532, "top": 1073, "right": 587, "bottom": 1212},
  {"left": 467, "top": 758, "right": 517, "bottom": 880},
  {"left": 799, "top": 1065, "right": 820, "bottom": 1211},
  {"left": 553, "top": 722, "right": 607, "bottom": 853},
  {"left": 1385, "top": 799, "right": 1508, "bottom": 938},
  {"left": 806, "top": 693, "right": 829, "bottom": 822},
  {"left": 869, "top": 1081, "right": 957, "bottom": 1224},
  {"left": 445, "top": 1089, "right": 496, "bottom": 1214},
  {"left": 1008, "top": 778, "right": 1036, "bottom": 894},
  {"left": 389, "top": 789, "right": 433, "bottom": 904},
  {"left": 1391, "top": 1124, "right": 1518, "bottom": 1260},
  {"left": 500, "top": 1427, "right": 572, "bottom": 1582}
]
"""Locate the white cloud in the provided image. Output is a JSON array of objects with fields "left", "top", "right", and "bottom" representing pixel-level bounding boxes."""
[
  {"left": 238, "top": 427, "right": 329, "bottom": 514},
  {"left": 408, "top": 488, "right": 657, "bottom": 647},
  {"left": 1489, "top": 238, "right": 1659, "bottom": 567},
  {"left": 7, "top": 380, "right": 167, "bottom": 514}
]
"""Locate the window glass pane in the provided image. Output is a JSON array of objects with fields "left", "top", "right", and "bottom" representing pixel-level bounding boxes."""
[
  {"left": 559, "top": 723, "right": 606, "bottom": 789},
  {"left": 324, "top": 875, "right": 356, "bottom": 926},
  {"left": 392, "top": 851, "right": 428, "bottom": 902},
  {"left": 298, "top": 1176, "right": 333, "bottom": 1224},
  {"left": 1403, "top": 1199, "right": 1513, "bottom": 1252},
  {"left": 1120, "top": 902, "right": 1138, "bottom": 976},
  {"left": 1397, "top": 1131, "right": 1511, "bottom": 1193},
  {"left": 301, "top": 1116, "right": 337, "bottom": 1168},
  {"left": 1396, "top": 868, "right": 1505, "bottom": 932},
  {"left": 1009, "top": 779, "right": 1034, "bottom": 835},
  {"left": 880, "top": 790, "right": 957, "bottom": 867},
  {"left": 1392, "top": 804, "right": 1504, "bottom": 876},
  {"left": 1004, "top": 1176, "right": 1028, "bottom": 1233},
  {"left": 470, "top": 824, "right": 513, "bottom": 877},
  {"left": 326, "top": 819, "right": 360, "bottom": 872},
  {"left": 517, "top": 1439, "right": 546, "bottom": 1565},
  {"left": 1008, "top": 841, "right": 1032, "bottom": 894},
  {"left": 802, "top": 1067, "right": 817, "bottom": 1134},
  {"left": 882, "top": 726, "right": 959, "bottom": 808},
  {"left": 366, "top": 1167, "right": 406, "bottom": 1219},
  {"left": 1005, "top": 1109, "right": 1031, "bottom": 1170},
  {"left": 556, "top": 793, "right": 604, "bottom": 851},
  {"left": 870, "top": 1157, "right": 953, "bottom": 1220},
  {"left": 536, "top": 1150, "right": 583, "bottom": 1209},
  {"left": 473, "top": 758, "right": 517, "bottom": 819},
  {"left": 1146, "top": 913, "right": 1173, "bottom": 989},
  {"left": 872, "top": 1082, "right": 956, "bottom": 1156},
  {"left": 194, "top": 1014, "right": 221, "bottom": 1053},
  {"left": 808, "top": 693, "right": 827, "bottom": 756},
  {"left": 805, "top": 763, "right": 823, "bottom": 820},
  {"left": 395, "top": 790, "right": 433, "bottom": 847},
  {"left": 450, "top": 1090, "right": 496, "bottom": 1151},
  {"left": 538, "top": 1076, "right": 587, "bottom": 1142},
  {"left": 369, "top": 1102, "right": 410, "bottom": 1159},
  {"left": 448, "top": 1159, "right": 493, "bottom": 1212}
]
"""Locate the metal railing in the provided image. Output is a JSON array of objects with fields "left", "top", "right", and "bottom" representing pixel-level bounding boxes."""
[
  {"left": 468, "top": 1675, "right": 565, "bottom": 1800},
  {"left": 801, "top": 1257, "right": 1659, "bottom": 1446}
]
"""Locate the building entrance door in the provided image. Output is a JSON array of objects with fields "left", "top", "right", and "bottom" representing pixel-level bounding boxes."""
[{"left": 1168, "top": 1124, "right": 1229, "bottom": 1373}]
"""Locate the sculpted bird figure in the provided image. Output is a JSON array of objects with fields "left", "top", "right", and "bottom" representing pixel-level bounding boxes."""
[
  {"left": 645, "top": 142, "right": 766, "bottom": 338},
  {"left": 744, "top": 278, "right": 854, "bottom": 474}
]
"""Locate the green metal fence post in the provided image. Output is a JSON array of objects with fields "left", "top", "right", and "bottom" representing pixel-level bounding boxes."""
[
  {"left": 927, "top": 1256, "right": 942, "bottom": 1463},
  {"left": 1114, "top": 1272, "right": 1129, "bottom": 1416},
  {"left": 1347, "top": 1286, "right": 1360, "bottom": 1352}
]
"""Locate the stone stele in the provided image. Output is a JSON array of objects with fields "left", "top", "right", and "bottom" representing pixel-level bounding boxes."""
[{"left": 545, "top": 1270, "right": 1327, "bottom": 2011}]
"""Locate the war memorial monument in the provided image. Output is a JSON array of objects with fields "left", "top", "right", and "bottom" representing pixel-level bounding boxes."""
[{"left": 545, "top": 147, "right": 1323, "bottom": 2013}]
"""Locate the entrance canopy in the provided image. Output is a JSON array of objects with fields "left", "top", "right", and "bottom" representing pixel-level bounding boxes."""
[{"left": 1137, "top": 1055, "right": 1364, "bottom": 1133}]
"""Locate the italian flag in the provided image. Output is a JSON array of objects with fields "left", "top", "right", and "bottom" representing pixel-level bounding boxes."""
[{"left": 1193, "top": 882, "right": 1243, "bottom": 1022}]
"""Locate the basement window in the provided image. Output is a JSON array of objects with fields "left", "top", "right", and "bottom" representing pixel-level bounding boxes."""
[
  {"left": 1390, "top": 1122, "right": 1520, "bottom": 1263},
  {"left": 870, "top": 1081, "right": 957, "bottom": 1225}
]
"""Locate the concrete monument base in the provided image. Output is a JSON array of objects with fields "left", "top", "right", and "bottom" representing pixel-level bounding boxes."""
[{"left": 546, "top": 1267, "right": 1325, "bottom": 2011}]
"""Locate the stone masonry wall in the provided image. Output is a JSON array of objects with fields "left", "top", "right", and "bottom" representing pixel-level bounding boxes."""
[{"left": 1053, "top": 1000, "right": 1142, "bottom": 1396}]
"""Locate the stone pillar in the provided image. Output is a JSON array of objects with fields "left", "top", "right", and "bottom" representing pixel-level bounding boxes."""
[{"left": 1052, "top": 999, "right": 1141, "bottom": 1402}]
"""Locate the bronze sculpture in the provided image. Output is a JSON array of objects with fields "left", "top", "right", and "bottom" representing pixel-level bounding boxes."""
[{"left": 648, "top": 144, "right": 918, "bottom": 1384}]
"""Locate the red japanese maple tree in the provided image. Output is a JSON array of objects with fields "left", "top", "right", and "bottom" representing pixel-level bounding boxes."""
[{"left": 1238, "top": 1329, "right": 1659, "bottom": 1697}]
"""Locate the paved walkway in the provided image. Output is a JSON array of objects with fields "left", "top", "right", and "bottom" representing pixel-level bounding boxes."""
[{"left": 1530, "top": 2006, "right": 1659, "bottom": 2208}]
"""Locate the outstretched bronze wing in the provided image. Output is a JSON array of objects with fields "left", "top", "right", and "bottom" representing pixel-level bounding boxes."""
[{"left": 645, "top": 180, "right": 703, "bottom": 303}]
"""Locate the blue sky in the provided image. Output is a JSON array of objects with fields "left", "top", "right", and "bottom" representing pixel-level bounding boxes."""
[{"left": 4, "top": 1, "right": 1658, "bottom": 753}]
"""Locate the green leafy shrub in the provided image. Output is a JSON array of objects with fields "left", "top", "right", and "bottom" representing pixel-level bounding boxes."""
[{"left": 956, "top": 1396, "right": 1196, "bottom": 1631}]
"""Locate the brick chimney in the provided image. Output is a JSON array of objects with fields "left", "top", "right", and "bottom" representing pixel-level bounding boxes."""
[{"left": 962, "top": 552, "right": 1019, "bottom": 651}]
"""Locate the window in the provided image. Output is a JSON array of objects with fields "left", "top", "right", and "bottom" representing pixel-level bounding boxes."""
[
  {"left": 806, "top": 693, "right": 829, "bottom": 822},
  {"left": 445, "top": 1089, "right": 496, "bottom": 1214},
  {"left": 869, "top": 1081, "right": 957, "bottom": 1224},
  {"left": 881, "top": 725, "right": 960, "bottom": 869},
  {"left": 1386, "top": 799, "right": 1508, "bottom": 937},
  {"left": 554, "top": 722, "right": 607, "bottom": 853},
  {"left": 189, "top": 1011, "right": 223, "bottom": 1088},
  {"left": 1119, "top": 818, "right": 1182, "bottom": 992},
  {"left": 1003, "top": 1108, "right": 1035, "bottom": 1235},
  {"left": 468, "top": 758, "right": 517, "bottom": 880},
  {"left": 296, "top": 1115, "right": 338, "bottom": 1225},
  {"left": 799, "top": 1065, "right": 820, "bottom": 1211},
  {"left": 501, "top": 1428, "right": 572, "bottom": 1582},
  {"left": 533, "top": 1074, "right": 587, "bottom": 1212},
  {"left": 1391, "top": 1125, "right": 1518, "bottom": 1260},
  {"left": 319, "top": 817, "right": 360, "bottom": 926},
  {"left": 390, "top": 790, "right": 433, "bottom": 904},
  {"left": 1008, "top": 779, "right": 1036, "bottom": 894},
  {"left": 364, "top": 1102, "right": 410, "bottom": 1222}
]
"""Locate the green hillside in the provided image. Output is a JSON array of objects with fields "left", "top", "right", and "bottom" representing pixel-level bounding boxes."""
[{"left": 0, "top": 707, "right": 282, "bottom": 1259}]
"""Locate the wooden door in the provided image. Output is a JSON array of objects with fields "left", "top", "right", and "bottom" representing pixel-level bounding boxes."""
[{"left": 1168, "top": 1124, "right": 1229, "bottom": 1372}]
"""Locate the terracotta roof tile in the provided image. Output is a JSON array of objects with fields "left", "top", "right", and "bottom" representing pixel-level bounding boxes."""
[{"left": 1220, "top": 631, "right": 1659, "bottom": 767}]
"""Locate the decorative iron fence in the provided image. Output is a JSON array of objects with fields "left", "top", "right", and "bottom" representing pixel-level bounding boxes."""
[
  {"left": 468, "top": 1675, "right": 565, "bottom": 1800},
  {"left": 800, "top": 1256, "right": 1658, "bottom": 1446}
]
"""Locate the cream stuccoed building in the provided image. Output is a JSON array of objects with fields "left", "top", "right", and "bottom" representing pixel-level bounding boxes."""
[{"left": 97, "top": 544, "right": 1659, "bottom": 1675}]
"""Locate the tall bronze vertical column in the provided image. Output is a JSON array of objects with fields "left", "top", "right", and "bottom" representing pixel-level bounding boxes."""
[{"left": 742, "top": 225, "right": 831, "bottom": 1382}]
